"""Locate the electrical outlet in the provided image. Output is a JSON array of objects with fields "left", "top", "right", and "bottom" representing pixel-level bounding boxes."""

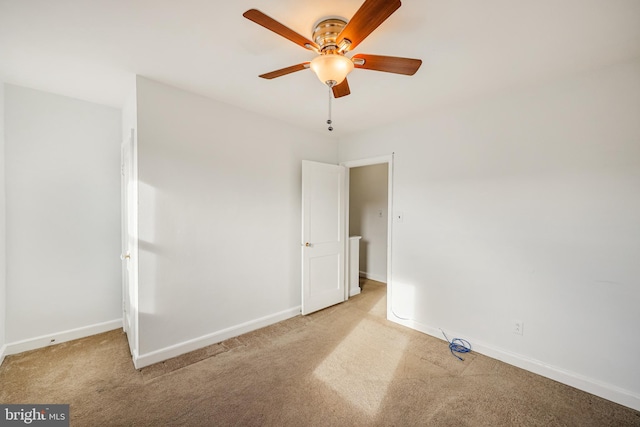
[{"left": 513, "top": 320, "right": 524, "bottom": 335}]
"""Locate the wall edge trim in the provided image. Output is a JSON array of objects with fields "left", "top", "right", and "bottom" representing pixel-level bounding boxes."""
[
  {"left": 134, "top": 306, "right": 301, "bottom": 369},
  {"left": 359, "top": 271, "right": 387, "bottom": 283},
  {"left": 0, "top": 344, "right": 7, "bottom": 367},
  {"left": 4, "top": 319, "right": 122, "bottom": 357},
  {"left": 388, "top": 315, "right": 640, "bottom": 411}
]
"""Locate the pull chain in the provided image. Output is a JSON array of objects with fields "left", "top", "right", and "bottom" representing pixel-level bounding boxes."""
[{"left": 327, "top": 86, "right": 333, "bottom": 131}]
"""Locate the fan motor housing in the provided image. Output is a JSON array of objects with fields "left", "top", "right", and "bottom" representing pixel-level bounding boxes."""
[{"left": 312, "top": 18, "right": 348, "bottom": 51}]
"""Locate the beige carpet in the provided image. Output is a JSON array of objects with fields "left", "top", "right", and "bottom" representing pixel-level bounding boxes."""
[{"left": 1, "top": 280, "right": 639, "bottom": 426}]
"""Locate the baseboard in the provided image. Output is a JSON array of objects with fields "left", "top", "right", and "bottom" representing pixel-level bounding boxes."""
[
  {"left": 133, "top": 306, "right": 301, "bottom": 369},
  {"left": 359, "top": 271, "right": 387, "bottom": 284},
  {"left": 4, "top": 319, "right": 122, "bottom": 357},
  {"left": 388, "top": 314, "right": 640, "bottom": 412},
  {"left": 0, "top": 344, "right": 7, "bottom": 367},
  {"left": 349, "top": 286, "right": 361, "bottom": 297}
]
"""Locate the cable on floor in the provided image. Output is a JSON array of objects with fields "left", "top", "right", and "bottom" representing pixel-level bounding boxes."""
[{"left": 441, "top": 329, "right": 471, "bottom": 361}]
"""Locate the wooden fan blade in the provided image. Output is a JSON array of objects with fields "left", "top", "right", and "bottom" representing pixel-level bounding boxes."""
[
  {"left": 259, "top": 63, "right": 310, "bottom": 79},
  {"left": 337, "top": 0, "right": 401, "bottom": 51},
  {"left": 332, "top": 79, "right": 351, "bottom": 98},
  {"left": 353, "top": 54, "right": 422, "bottom": 75},
  {"left": 243, "top": 9, "right": 319, "bottom": 51}
]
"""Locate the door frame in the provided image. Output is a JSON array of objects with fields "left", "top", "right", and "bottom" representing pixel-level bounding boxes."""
[
  {"left": 121, "top": 128, "right": 139, "bottom": 363},
  {"left": 120, "top": 135, "right": 131, "bottom": 333},
  {"left": 341, "top": 154, "right": 394, "bottom": 318}
]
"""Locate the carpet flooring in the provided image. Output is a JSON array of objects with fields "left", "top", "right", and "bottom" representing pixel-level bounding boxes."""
[{"left": 1, "top": 280, "right": 639, "bottom": 426}]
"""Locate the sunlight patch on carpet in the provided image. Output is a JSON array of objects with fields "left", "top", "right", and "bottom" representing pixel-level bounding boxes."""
[
  {"left": 368, "top": 293, "right": 388, "bottom": 317},
  {"left": 313, "top": 317, "right": 409, "bottom": 417}
]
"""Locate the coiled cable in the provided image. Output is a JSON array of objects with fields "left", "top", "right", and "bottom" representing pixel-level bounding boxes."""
[{"left": 441, "top": 329, "right": 471, "bottom": 361}]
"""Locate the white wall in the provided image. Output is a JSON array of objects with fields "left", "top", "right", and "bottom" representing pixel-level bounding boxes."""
[
  {"left": 0, "top": 84, "right": 6, "bottom": 362},
  {"left": 134, "top": 77, "right": 337, "bottom": 364},
  {"left": 4, "top": 85, "right": 122, "bottom": 349},
  {"left": 349, "top": 164, "right": 388, "bottom": 282},
  {"left": 339, "top": 59, "right": 640, "bottom": 410}
]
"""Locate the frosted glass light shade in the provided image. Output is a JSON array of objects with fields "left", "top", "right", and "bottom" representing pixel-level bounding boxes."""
[{"left": 310, "top": 54, "right": 354, "bottom": 86}]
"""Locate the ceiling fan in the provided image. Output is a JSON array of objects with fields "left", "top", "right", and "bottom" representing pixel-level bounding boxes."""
[{"left": 243, "top": 0, "right": 422, "bottom": 101}]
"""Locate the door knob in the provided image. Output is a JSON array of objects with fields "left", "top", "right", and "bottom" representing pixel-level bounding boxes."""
[
  {"left": 121, "top": 253, "right": 131, "bottom": 260},
  {"left": 305, "top": 242, "right": 311, "bottom": 247}
]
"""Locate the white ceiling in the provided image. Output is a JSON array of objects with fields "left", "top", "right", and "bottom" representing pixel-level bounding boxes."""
[{"left": 1, "top": 0, "right": 639, "bottom": 136}]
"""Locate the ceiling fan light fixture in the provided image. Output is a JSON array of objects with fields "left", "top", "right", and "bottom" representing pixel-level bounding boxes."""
[{"left": 310, "top": 54, "right": 354, "bottom": 87}]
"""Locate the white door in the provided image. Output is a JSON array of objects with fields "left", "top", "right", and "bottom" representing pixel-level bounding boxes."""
[
  {"left": 120, "top": 135, "right": 134, "bottom": 338},
  {"left": 301, "top": 160, "right": 346, "bottom": 315}
]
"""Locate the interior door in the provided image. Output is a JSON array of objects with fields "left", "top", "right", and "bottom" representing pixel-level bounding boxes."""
[
  {"left": 120, "top": 135, "right": 134, "bottom": 338},
  {"left": 301, "top": 160, "right": 346, "bottom": 315}
]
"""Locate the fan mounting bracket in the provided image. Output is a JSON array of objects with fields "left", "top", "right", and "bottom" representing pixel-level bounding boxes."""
[{"left": 312, "top": 17, "right": 349, "bottom": 52}]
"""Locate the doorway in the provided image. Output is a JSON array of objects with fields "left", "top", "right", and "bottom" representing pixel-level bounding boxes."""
[{"left": 342, "top": 155, "right": 393, "bottom": 319}]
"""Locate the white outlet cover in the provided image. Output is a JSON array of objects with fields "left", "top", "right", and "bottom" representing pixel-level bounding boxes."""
[{"left": 513, "top": 320, "right": 524, "bottom": 335}]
